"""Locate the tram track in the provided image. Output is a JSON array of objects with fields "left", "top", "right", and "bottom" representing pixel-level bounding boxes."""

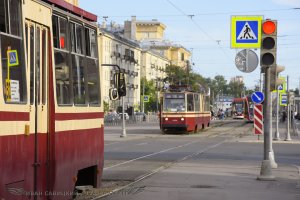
[{"left": 75, "top": 121, "right": 252, "bottom": 200}]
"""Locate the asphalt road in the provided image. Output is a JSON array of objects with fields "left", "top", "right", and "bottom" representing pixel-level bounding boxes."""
[{"left": 75, "top": 119, "right": 300, "bottom": 200}]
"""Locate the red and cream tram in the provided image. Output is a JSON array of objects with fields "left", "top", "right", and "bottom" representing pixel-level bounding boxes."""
[
  {"left": 159, "top": 86, "right": 211, "bottom": 133},
  {"left": 0, "top": 0, "right": 104, "bottom": 199}
]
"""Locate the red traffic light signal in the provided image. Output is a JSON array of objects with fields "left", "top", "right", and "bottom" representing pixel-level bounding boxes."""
[
  {"left": 260, "top": 20, "right": 277, "bottom": 68},
  {"left": 262, "top": 21, "right": 276, "bottom": 35}
]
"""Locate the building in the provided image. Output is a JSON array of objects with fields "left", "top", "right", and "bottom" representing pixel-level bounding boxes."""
[
  {"left": 124, "top": 16, "right": 191, "bottom": 70},
  {"left": 230, "top": 76, "right": 244, "bottom": 84},
  {"left": 64, "top": 0, "right": 79, "bottom": 6},
  {"left": 98, "top": 28, "right": 141, "bottom": 112}
]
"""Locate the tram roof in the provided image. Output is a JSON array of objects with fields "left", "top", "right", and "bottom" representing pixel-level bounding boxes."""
[{"left": 43, "top": 0, "right": 97, "bottom": 22}]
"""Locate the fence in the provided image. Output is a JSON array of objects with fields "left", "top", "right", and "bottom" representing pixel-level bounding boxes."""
[{"left": 104, "top": 113, "right": 159, "bottom": 126}]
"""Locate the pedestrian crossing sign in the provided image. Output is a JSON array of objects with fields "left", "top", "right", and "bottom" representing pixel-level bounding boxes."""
[
  {"left": 7, "top": 50, "right": 19, "bottom": 67},
  {"left": 231, "top": 16, "right": 263, "bottom": 48},
  {"left": 272, "top": 77, "right": 286, "bottom": 93}
]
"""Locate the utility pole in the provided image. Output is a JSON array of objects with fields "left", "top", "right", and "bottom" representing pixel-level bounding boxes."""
[{"left": 285, "top": 75, "right": 291, "bottom": 141}]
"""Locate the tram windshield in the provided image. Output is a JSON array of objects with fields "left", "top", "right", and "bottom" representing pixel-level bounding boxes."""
[{"left": 163, "top": 93, "right": 186, "bottom": 112}]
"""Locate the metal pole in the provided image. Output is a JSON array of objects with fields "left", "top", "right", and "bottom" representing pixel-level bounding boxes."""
[
  {"left": 274, "top": 88, "right": 280, "bottom": 140},
  {"left": 120, "top": 97, "right": 127, "bottom": 137},
  {"left": 285, "top": 75, "right": 291, "bottom": 141},
  {"left": 269, "top": 92, "right": 277, "bottom": 168},
  {"left": 258, "top": 67, "right": 275, "bottom": 180},
  {"left": 142, "top": 79, "right": 145, "bottom": 113}
]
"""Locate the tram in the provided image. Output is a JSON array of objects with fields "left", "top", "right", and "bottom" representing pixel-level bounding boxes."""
[
  {"left": 0, "top": 0, "right": 104, "bottom": 199},
  {"left": 231, "top": 98, "right": 245, "bottom": 119},
  {"left": 159, "top": 85, "right": 211, "bottom": 133},
  {"left": 244, "top": 95, "right": 254, "bottom": 122}
]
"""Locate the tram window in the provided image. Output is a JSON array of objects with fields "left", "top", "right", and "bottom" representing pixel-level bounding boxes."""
[
  {"left": 72, "top": 54, "right": 86, "bottom": 105},
  {"left": 70, "top": 22, "right": 84, "bottom": 54},
  {"left": 187, "top": 94, "right": 194, "bottom": 111},
  {"left": 86, "top": 58, "right": 100, "bottom": 105},
  {"left": 194, "top": 94, "right": 200, "bottom": 111},
  {"left": 85, "top": 28, "right": 91, "bottom": 56},
  {"left": 55, "top": 51, "right": 72, "bottom": 105},
  {"left": 59, "top": 17, "right": 67, "bottom": 50},
  {"left": 41, "top": 29, "right": 47, "bottom": 105},
  {"left": 30, "top": 26, "right": 34, "bottom": 105},
  {"left": 0, "top": 0, "right": 8, "bottom": 33},
  {"left": 70, "top": 22, "right": 75, "bottom": 52},
  {"left": 85, "top": 28, "right": 97, "bottom": 58},
  {"left": 36, "top": 27, "right": 41, "bottom": 104},
  {"left": 1, "top": 34, "right": 27, "bottom": 103},
  {"left": 52, "top": 16, "right": 59, "bottom": 48},
  {"left": 90, "top": 29, "right": 97, "bottom": 58},
  {"left": 0, "top": 0, "right": 21, "bottom": 36},
  {"left": 9, "top": 0, "right": 21, "bottom": 36}
]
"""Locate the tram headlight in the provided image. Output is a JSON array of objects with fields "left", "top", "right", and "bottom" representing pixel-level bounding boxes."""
[
  {"left": 181, "top": 118, "right": 184, "bottom": 121},
  {"left": 165, "top": 117, "right": 168, "bottom": 121}
]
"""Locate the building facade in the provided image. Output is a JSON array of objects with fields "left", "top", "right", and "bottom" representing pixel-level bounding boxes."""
[{"left": 98, "top": 29, "right": 141, "bottom": 112}]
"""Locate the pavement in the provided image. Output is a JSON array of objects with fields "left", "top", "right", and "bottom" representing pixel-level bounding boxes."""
[{"left": 99, "top": 119, "right": 300, "bottom": 200}]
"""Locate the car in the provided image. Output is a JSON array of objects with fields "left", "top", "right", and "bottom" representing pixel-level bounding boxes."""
[
  {"left": 104, "top": 113, "right": 120, "bottom": 123},
  {"left": 135, "top": 112, "right": 146, "bottom": 121},
  {"left": 119, "top": 113, "right": 129, "bottom": 120}
]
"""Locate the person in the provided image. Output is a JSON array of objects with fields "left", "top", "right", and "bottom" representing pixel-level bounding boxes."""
[{"left": 281, "top": 110, "right": 286, "bottom": 122}]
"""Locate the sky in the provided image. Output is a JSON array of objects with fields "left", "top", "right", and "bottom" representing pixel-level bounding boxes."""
[{"left": 79, "top": 0, "right": 300, "bottom": 90}]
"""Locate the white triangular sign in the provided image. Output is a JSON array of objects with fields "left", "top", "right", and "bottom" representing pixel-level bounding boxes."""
[
  {"left": 10, "top": 53, "right": 16, "bottom": 63},
  {"left": 278, "top": 85, "right": 283, "bottom": 90},
  {"left": 237, "top": 22, "right": 257, "bottom": 40}
]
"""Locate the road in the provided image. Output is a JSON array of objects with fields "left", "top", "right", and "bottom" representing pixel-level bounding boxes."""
[{"left": 75, "top": 119, "right": 300, "bottom": 200}]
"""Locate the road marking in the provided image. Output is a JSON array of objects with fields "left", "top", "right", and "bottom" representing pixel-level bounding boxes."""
[
  {"left": 136, "top": 142, "right": 148, "bottom": 146},
  {"left": 104, "top": 140, "right": 199, "bottom": 170},
  {"left": 104, "top": 141, "right": 120, "bottom": 146}
]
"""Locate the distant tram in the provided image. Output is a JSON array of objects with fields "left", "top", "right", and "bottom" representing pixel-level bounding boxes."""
[
  {"left": 0, "top": 0, "right": 104, "bottom": 199},
  {"left": 231, "top": 98, "right": 245, "bottom": 119},
  {"left": 159, "top": 86, "right": 211, "bottom": 133},
  {"left": 244, "top": 95, "right": 254, "bottom": 122}
]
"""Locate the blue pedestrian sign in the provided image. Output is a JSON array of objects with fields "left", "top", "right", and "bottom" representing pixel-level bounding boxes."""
[
  {"left": 236, "top": 21, "right": 258, "bottom": 43},
  {"left": 251, "top": 91, "right": 264, "bottom": 104},
  {"left": 7, "top": 50, "right": 19, "bottom": 67},
  {"left": 231, "top": 16, "right": 263, "bottom": 48}
]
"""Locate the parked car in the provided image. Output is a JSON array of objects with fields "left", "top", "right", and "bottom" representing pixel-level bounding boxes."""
[
  {"left": 119, "top": 113, "right": 129, "bottom": 120},
  {"left": 104, "top": 113, "right": 120, "bottom": 123},
  {"left": 135, "top": 112, "right": 146, "bottom": 121}
]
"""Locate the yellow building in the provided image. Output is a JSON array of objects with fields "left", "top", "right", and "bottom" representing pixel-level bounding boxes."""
[
  {"left": 124, "top": 16, "right": 191, "bottom": 69},
  {"left": 98, "top": 28, "right": 141, "bottom": 111},
  {"left": 64, "top": 0, "right": 79, "bottom": 6}
]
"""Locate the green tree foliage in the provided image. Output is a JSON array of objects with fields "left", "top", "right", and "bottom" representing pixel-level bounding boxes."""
[{"left": 141, "top": 77, "right": 159, "bottom": 112}]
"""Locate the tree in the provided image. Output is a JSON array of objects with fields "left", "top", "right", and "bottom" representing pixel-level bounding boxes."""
[
  {"left": 141, "top": 77, "right": 158, "bottom": 113},
  {"left": 228, "top": 80, "right": 245, "bottom": 97}
]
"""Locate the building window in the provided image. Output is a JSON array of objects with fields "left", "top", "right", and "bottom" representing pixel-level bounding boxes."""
[{"left": 181, "top": 53, "right": 184, "bottom": 61}]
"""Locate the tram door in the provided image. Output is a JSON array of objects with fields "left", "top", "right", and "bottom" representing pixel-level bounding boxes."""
[{"left": 25, "top": 20, "right": 49, "bottom": 196}]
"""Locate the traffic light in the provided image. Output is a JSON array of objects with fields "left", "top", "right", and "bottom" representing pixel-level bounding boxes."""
[
  {"left": 260, "top": 20, "right": 277, "bottom": 68},
  {"left": 117, "top": 72, "right": 126, "bottom": 97},
  {"left": 270, "top": 65, "right": 285, "bottom": 91}
]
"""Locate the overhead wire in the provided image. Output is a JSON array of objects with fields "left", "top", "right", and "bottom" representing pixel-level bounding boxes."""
[{"left": 164, "top": 0, "right": 232, "bottom": 59}]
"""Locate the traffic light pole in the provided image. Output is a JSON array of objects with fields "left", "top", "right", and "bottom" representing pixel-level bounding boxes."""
[{"left": 258, "top": 66, "right": 275, "bottom": 180}]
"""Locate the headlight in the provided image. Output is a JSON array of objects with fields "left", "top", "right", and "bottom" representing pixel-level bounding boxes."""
[
  {"left": 165, "top": 117, "right": 168, "bottom": 121},
  {"left": 181, "top": 118, "right": 184, "bottom": 121}
]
